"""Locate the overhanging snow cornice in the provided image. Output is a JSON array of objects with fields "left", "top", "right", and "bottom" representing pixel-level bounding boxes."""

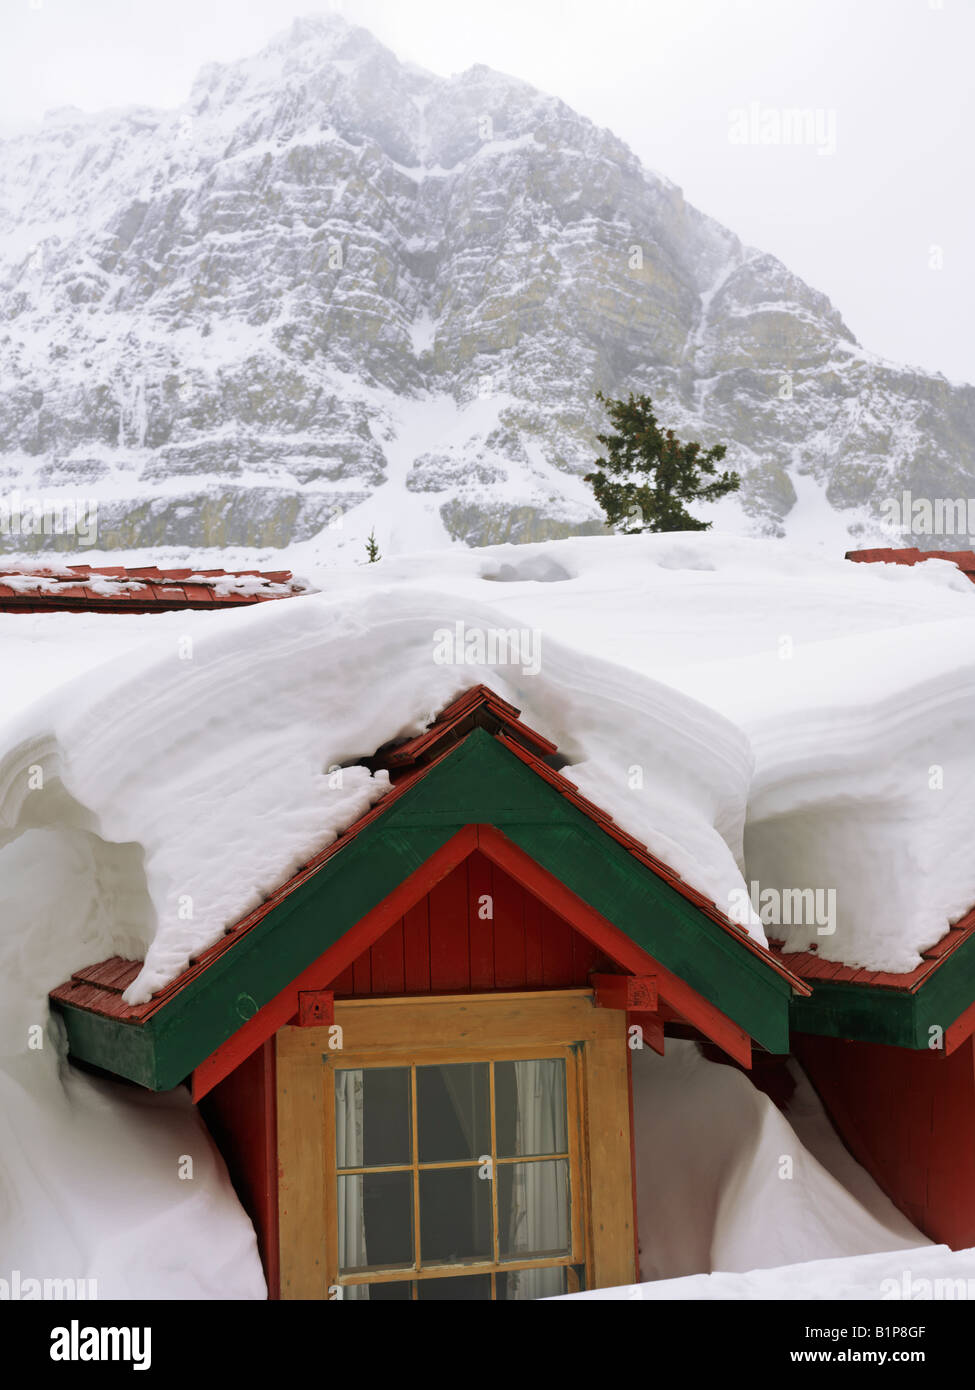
[{"left": 50, "top": 720, "right": 805, "bottom": 1090}]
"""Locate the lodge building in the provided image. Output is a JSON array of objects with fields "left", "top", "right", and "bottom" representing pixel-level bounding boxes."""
[{"left": 47, "top": 682, "right": 975, "bottom": 1300}]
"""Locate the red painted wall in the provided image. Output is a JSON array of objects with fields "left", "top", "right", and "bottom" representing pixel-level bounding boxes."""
[
  {"left": 795, "top": 1032, "right": 975, "bottom": 1248},
  {"left": 327, "top": 850, "right": 616, "bottom": 996},
  {"left": 199, "top": 1038, "right": 279, "bottom": 1298}
]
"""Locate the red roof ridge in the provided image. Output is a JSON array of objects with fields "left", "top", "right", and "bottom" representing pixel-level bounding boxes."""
[{"left": 373, "top": 683, "right": 558, "bottom": 769}]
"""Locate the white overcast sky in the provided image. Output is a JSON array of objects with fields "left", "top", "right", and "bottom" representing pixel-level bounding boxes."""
[{"left": 1, "top": 0, "right": 972, "bottom": 384}]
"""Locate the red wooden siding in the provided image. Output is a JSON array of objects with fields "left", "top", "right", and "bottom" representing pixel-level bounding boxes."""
[
  {"left": 199, "top": 1038, "right": 279, "bottom": 1298},
  {"left": 795, "top": 1033, "right": 975, "bottom": 1249},
  {"left": 326, "top": 851, "right": 617, "bottom": 996}
]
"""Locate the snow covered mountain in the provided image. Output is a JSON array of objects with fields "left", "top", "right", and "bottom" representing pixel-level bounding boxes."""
[{"left": 1, "top": 12, "right": 973, "bottom": 556}]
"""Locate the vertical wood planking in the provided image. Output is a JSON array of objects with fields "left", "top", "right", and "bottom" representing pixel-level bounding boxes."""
[
  {"left": 541, "top": 903, "right": 575, "bottom": 987},
  {"left": 429, "top": 861, "right": 471, "bottom": 991},
  {"left": 403, "top": 898, "right": 431, "bottom": 992},
  {"left": 370, "top": 919, "right": 405, "bottom": 995},
  {"left": 467, "top": 852, "right": 496, "bottom": 990},
  {"left": 198, "top": 1039, "right": 279, "bottom": 1296},
  {"left": 523, "top": 890, "right": 545, "bottom": 988},
  {"left": 324, "top": 857, "right": 621, "bottom": 1000},
  {"left": 795, "top": 1032, "right": 975, "bottom": 1249},
  {"left": 571, "top": 927, "right": 601, "bottom": 984},
  {"left": 329, "top": 965, "right": 355, "bottom": 994},
  {"left": 352, "top": 948, "right": 372, "bottom": 994},
  {"left": 493, "top": 862, "right": 527, "bottom": 988}
]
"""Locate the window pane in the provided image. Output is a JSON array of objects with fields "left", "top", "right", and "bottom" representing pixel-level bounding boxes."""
[
  {"left": 335, "top": 1068, "right": 410, "bottom": 1168},
  {"left": 498, "top": 1159, "right": 571, "bottom": 1259},
  {"left": 497, "top": 1266, "right": 568, "bottom": 1300},
  {"left": 495, "top": 1059, "right": 568, "bottom": 1157},
  {"left": 340, "top": 1281, "right": 414, "bottom": 1301},
  {"left": 416, "top": 1062, "right": 490, "bottom": 1162},
  {"left": 417, "top": 1274, "right": 492, "bottom": 1301},
  {"left": 419, "top": 1167, "right": 493, "bottom": 1264},
  {"left": 338, "top": 1171, "right": 414, "bottom": 1272}
]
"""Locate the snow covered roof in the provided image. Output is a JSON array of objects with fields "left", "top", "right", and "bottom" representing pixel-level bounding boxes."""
[
  {"left": 772, "top": 905, "right": 975, "bottom": 992},
  {"left": 6, "top": 531, "right": 975, "bottom": 1048},
  {"left": 49, "top": 683, "right": 809, "bottom": 1091},
  {"left": 0, "top": 563, "right": 310, "bottom": 611}
]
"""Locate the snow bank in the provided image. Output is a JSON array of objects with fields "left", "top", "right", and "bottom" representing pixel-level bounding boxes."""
[
  {"left": 630, "top": 1041, "right": 922, "bottom": 1283},
  {"left": 560, "top": 1244, "right": 975, "bottom": 1300},
  {"left": 0, "top": 1059, "right": 265, "bottom": 1299}
]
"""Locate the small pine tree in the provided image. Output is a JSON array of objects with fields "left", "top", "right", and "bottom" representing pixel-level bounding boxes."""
[
  {"left": 584, "top": 391, "right": 740, "bottom": 533},
  {"left": 365, "top": 528, "right": 381, "bottom": 563}
]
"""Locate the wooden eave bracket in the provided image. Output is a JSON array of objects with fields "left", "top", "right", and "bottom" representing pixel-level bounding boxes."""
[
  {"left": 591, "top": 973, "right": 658, "bottom": 1012},
  {"left": 298, "top": 990, "right": 334, "bottom": 1027},
  {"left": 590, "top": 974, "right": 667, "bottom": 1056}
]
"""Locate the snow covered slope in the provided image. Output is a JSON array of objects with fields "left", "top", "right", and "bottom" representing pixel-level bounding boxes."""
[
  {"left": 1, "top": 14, "right": 973, "bottom": 556},
  {"left": 630, "top": 1042, "right": 923, "bottom": 1283}
]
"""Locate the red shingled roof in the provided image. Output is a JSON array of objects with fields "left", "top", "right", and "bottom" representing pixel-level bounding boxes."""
[
  {"left": 847, "top": 548, "right": 975, "bottom": 583},
  {"left": 0, "top": 564, "right": 309, "bottom": 612},
  {"left": 49, "top": 684, "right": 809, "bottom": 1024},
  {"left": 770, "top": 901, "right": 975, "bottom": 992}
]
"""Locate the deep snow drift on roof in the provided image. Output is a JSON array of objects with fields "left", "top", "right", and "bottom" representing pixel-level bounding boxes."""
[
  {"left": 2, "top": 531, "right": 975, "bottom": 1000},
  {"left": 0, "top": 576, "right": 758, "bottom": 1008}
]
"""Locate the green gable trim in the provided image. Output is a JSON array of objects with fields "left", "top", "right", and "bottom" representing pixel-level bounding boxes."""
[
  {"left": 912, "top": 930, "right": 975, "bottom": 1047},
  {"left": 791, "top": 928, "right": 975, "bottom": 1050},
  {"left": 55, "top": 728, "right": 800, "bottom": 1089},
  {"left": 55, "top": 999, "right": 161, "bottom": 1089},
  {"left": 790, "top": 983, "right": 917, "bottom": 1049}
]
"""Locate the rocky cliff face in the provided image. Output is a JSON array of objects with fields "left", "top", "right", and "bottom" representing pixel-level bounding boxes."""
[{"left": 1, "top": 14, "right": 972, "bottom": 554}]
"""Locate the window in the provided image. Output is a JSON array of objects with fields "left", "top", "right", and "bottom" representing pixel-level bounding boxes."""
[
  {"left": 331, "top": 1055, "right": 584, "bottom": 1299},
  {"left": 276, "top": 991, "right": 635, "bottom": 1299}
]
